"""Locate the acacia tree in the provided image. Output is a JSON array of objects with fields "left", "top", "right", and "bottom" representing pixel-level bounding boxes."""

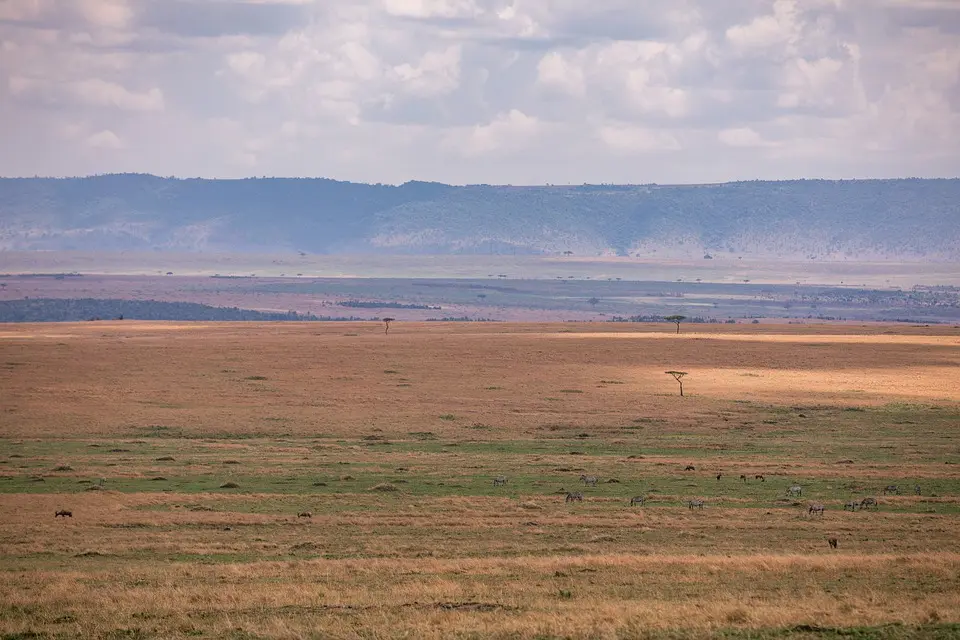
[
  {"left": 665, "top": 370, "right": 688, "bottom": 396},
  {"left": 382, "top": 317, "right": 395, "bottom": 335},
  {"left": 664, "top": 315, "right": 686, "bottom": 334}
]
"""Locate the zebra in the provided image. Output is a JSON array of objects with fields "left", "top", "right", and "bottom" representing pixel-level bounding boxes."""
[
  {"left": 788, "top": 485, "right": 802, "bottom": 497},
  {"left": 565, "top": 491, "right": 584, "bottom": 503},
  {"left": 883, "top": 485, "right": 899, "bottom": 495},
  {"left": 914, "top": 485, "right": 922, "bottom": 496},
  {"left": 55, "top": 509, "right": 72, "bottom": 518},
  {"left": 684, "top": 465, "right": 696, "bottom": 471},
  {"left": 843, "top": 500, "right": 859, "bottom": 511},
  {"left": 493, "top": 476, "right": 507, "bottom": 487},
  {"left": 808, "top": 503, "right": 825, "bottom": 517},
  {"left": 828, "top": 538, "right": 838, "bottom": 549},
  {"left": 740, "top": 474, "right": 747, "bottom": 483},
  {"left": 579, "top": 474, "right": 598, "bottom": 487},
  {"left": 630, "top": 496, "right": 645, "bottom": 506},
  {"left": 860, "top": 497, "right": 878, "bottom": 510},
  {"left": 297, "top": 511, "right": 312, "bottom": 518},
  {"left": 755, "top": 474, "right": 765, "bottom": 482},
  {"left": 687, "top": 499, "right": 705, "bottom": 510}
]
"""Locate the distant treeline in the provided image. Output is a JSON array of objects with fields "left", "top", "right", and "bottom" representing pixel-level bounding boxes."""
[
  {"left": 0, "top": 298, "right": 364, "bottom": 322},
  {"left": 338, "top": 300, "right": 441, "bottom": 310},
  {"left": 609, "top": 315, "right": 713, "bottom": 323},
  {"left": 426, "top": 316, "right": 501, "bottom": 322}
]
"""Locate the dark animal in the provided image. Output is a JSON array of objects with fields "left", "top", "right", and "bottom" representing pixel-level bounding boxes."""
[
  {"left": 687, "top": 499, "right": 705, "bottom": 510},
  {"left": 860, "top": 497, "right": 878, "bottom": 510},
  {"left": 914, "top": 485, "right": 922, "bottom": 496},
  {"left": 630, "top": 496, "right": 645, "bottom": 507},
  {"left": 740, "top": 474, "right": 747, "bottom": 483},
  {"left": 493, "top": 476, "right": 507, "bottom": 487},
  {"left": 883, "top": 485, "right": 899, "bottom": 495},
  {"left": 843, "top": 500, "right": 859, "bottom": 511},
  {"left": 55, "top": 510, "right": 72, "bottom": 518},
  {"left": 755, "top": 474, "right": 765, "bottom": 482},
  {"left": 297, "top": 512, "right": 312, "bottom": 518},
  {"left": 684, "top": 465, "right": 696, "bottom": 471},
  {"left": 808, "top": 504, "right": 825, "bottom": 517},
  {"left": 828, "top": 538, "right": 838, "bottom": 549},
  {"left": 716, "top": 473, "right": 722, "bottom": 481},
  {"left": 565, "top": 491, "right": 584, "bottom": 503}
]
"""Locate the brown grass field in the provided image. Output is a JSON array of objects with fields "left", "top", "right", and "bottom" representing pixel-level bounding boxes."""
[{"left": 1, "top": 321, "right": 959, "bottom": 639}]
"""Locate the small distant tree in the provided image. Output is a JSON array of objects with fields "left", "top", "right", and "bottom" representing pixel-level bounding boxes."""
[
  {"left": 665, "top": 371, "right": 688, "bottom": 397},
  {"left": 664, "top": 315, "right": 686, "bottom": 334},
  {"left": 588, "top": 297, "right": 600, "bottom": 307},
  {"left": 382, "top": 317, "right": 395, "bottom": 334}
]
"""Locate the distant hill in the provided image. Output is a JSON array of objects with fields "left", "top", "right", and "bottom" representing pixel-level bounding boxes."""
[{"left": 1, "top": 175, "right": 958, "bottom": 260}]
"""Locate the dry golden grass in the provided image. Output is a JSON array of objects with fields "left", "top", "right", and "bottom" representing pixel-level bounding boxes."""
[{"left": 1, "top": 321, "right": 959, "bottom": 639}]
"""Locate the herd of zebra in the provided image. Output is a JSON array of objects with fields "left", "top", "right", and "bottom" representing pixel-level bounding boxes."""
[{"left": 491, "top": 474, "right": 921, "bottom": 515}]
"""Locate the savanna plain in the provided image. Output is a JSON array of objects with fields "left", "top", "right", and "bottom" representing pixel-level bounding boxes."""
[{"left": 1, "top": 321, "right": 959, "bottom": 639}]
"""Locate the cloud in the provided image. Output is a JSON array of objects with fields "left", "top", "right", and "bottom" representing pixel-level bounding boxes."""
[{"left": 0, "top": 0, "right": 957, "bottom": 183}]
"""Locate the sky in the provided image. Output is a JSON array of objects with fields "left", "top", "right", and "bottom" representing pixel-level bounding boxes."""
[{"left": 1, "top": 0, "right": 959, "bottom": 185}]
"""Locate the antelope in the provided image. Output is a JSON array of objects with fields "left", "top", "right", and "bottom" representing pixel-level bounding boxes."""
[
  {"left": 808, "top": 504, "right": 825, "bottom": 517},
  {"left": 843, "top": 500, "right": 859, "bottom": 511},
  {"left": 579, "top": 475, "right": 598, "bottom": 487},
  {"left": 788, "top": 485, "right": 802, "bottom": 497},
  {"left": 493, "top": 476, "right": 507, "bottom": 487},
  {"left": 55, "top": 509, "right": 72, "bottom": 518},
  {"left": 828, "top": 538, "right": 838, "bottom": 549},
  {"left": 297, "top": 512, "right": 312, "bottom": 518},
  {"left": 565, "top": 491, "right": 584, "bottom": 503},
  {"left": 630, "top": 496, "right": 645, "bottom": 507},
  {"left": 687, "top": 499, "right": 705, "bottom": 510},
  {"left": 883, "top": 485, "right": 899, "bottom": 495},
  {"left": 684, "top": 465, "right": 696, "bottom": 471},
  {"left": 740, "top": 474, "right": 747, "bottom": 483},
  {"left": 860, "top": 497, "right": 878, "bottom": 510}
]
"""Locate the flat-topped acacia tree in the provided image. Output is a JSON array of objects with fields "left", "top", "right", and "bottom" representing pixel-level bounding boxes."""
[
  {"left": 383, "top": 317, "right": 395, "bottom": 335},
  {"left": 666, "top": 371, "right": 688, "bottom": 396},
  {"left": 664, "top": 315, "right": 686, "bottom": 334}
]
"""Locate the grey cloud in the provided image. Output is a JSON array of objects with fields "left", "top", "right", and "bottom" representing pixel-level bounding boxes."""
[{"left": 137, "top": 0, "right": 311, "bottom": 37}]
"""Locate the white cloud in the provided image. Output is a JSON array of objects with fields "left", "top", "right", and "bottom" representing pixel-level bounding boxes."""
[
  {"left": 452, "top": 109, "right": 541, "bottom": 156},
  {"left": 85, "top": 129, "right": 124, "bottom": 149},
  {"left": 598, "top": 123, "right": 681, "bottom": 153},
  {"left": 536, "top": 50, "right": 585, "bottom": 97},
  {"left": 718, "top": 127, "right": 776, "bottom": 148}
]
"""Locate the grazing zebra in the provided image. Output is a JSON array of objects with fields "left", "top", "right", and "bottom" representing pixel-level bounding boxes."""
[
  {"left": 565, "top": 491, "right": 584, "bottom": 503},
  {"left": 843, "top": 500, "right": 859, "bottom": 511},
  {"left": 684, "top": 465, "right": 696, "bottom": 471},
  {"left": 55, "top": 509, "right": 72, "bottom": 518},
  {"left": 914, "top": 485, "right": 922, "bottom": 496},
  {"left": 297, "top": 512, "right": 312, "bottom": 518},
  {"left": 493, "top": 476, "right": 507, "bottom": 487},
  {"left": 788, "top": 485, "right": 802, "bottom": 497},
  {"left": 579, "top": 474, "right": 598, "bottom": 487},
  {"left": 808, "top": 503, "right": 825, "bottom": 517},
  {"left": 883, "top": 485, "right": 899, "bottom": 495},
  {"left": 687, "top": 499, "right": 705, "bottom": 510},
  {"left": 828, "top": 538, "right": 838, "bottom": 549},
  {"left": 755, "top": 474, "right": 765, "bottom": 482},
  {"left": 630, "top": 496, "right": 645, "bottom": 506},
  {"left": 860, "top": 497, "right": 878, "bottom": 510},
  {"left": 740, "top": 474, "right": 747, "bottom": 483}
]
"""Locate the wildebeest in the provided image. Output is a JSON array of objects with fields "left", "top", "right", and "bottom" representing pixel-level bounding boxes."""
[
  {"left": 297, "top": 512, "right": 312, "bottom": 518},
  {"left": 565, "top": 491, "right": 584, "bottom": 503},
  {"left": 808, "top": 504, "right": 825, "bottom": 517},
  {"left": 687, "top": 499, "right": 705, "bottom": 510},
  {"left": 914, "top": 485, "right": 922, "bottom": 496},
  {"left": 883, "top": 485, "right": 899, "bottom": 495},
  {"left": 860, "top": 497, "right": 878, "bottom": 510},
  {"left": 684, "top": 465, "right": 696, "bottom": 471},
  {"left": 740, "top": 474, "right": 747, "bottom": 483},
  {"left": 716, "top": 473, "right": 722, "bottom": 481},
  {"left": 755, "top": 474, "right": 765, "bottom": 482},
  {"left": 579, "top": 474, "right": 598, "bottom": 487},
  {"left": 55, "top": 510, "right": 72, "bottom": 518},
  {"left": 788, "top": 485, "right": 802, "bottom": 497},
  {"left": 630, "top": 496, "right": 645, "bottom": 506},
  {"left": 828, "top": 538, "right": 838, "bottom": 549},
  {"left": 493, "top": 476, "right": 507, "bottom": 487},
  {"left": 843, "top": 500, "right": 859, "bottom": 511}
]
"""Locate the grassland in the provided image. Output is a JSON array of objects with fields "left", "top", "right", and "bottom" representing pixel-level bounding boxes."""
[{"left": 1, "top": 321, "right": 959, "bottom": 639}]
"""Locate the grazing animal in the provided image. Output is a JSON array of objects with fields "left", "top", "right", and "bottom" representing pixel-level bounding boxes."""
[
  {"left": 716, "top": 473, "right": 722, "bottom": 481},
  {"left": 684, "top": 465, "right": 696, "bottom": 471},
  {"left": 630, "top": 496, "right": 645, "bottom": 507},
  {"left": 740, "top": 474, "right": 747, "bottom": 483},
  {"left": 755, "top": 474, "right": 765, "bottom": 482},
  {"left": 883, "top": 485, "right": 899, "bottom": 495},
  {"left": 55, "top": 509, "right": 72, "bottom": 518},
  {"left": 788, "top": 485, "right": 802, "bottom": 497},
  {"left": 493, "top": 476, "right": 507, "bottom": 487},
  {"left": 808, "top": 504, "right": 825, "bottom": 517},
  {"left": 297, "top": 512, "right": 312, "bottom": 518},
  {"left": 579, "top": 475, "right": 598, "bottom": 487},
  {"left": 914, "top": 485, "right": 922, "bottom": 496},
  {"left": 687, "top": 499, "right": 705, "bottom": 510},
  {"left": 828, "top": 538, "right": 838, "bottom": 549},
  {"left": 565, "top": 491, "right": 584, "bottom": 503},
  {"left": 843, "top": 500, "right": 859, "bottom": 511},
  {"left": 860, "top": 497, "right": 878, "bottom": 510}
]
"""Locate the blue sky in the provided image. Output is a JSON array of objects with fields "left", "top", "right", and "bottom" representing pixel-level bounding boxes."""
[{"left": 1, "top": 0, "right": 958, "bottom": 184}]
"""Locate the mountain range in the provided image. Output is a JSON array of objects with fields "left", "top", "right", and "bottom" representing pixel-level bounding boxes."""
[{"left": 1, "top": 175, "right": 958, "bottom": 260}]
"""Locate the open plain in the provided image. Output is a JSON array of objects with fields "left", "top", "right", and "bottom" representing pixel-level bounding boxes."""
[{"left": 1, "top": 321, "right": 959, "bottom": 639}]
